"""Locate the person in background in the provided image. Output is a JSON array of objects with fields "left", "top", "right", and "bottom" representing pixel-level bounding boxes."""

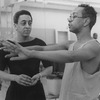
[
  {"left": 0, "top": 10, "right": 53, "bottom": 100},
  {"left": 93, "top": 32, "right": 98, "bottom": 39}
]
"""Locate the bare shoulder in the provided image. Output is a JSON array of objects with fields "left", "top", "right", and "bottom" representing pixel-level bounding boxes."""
[
  {"left": 46, "top": 40, "right": 75, "bottom": 50},
  {"left": 82, "top": 40, "right": 100, "bottom": 74},
  {"left": 88, "top": 40, "right": 100, "bottom": 48},
  {"left": 83, "top": 40, "right": 100, "bottom": 54}
]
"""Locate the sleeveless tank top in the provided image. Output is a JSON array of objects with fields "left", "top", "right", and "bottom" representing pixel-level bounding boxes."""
[{"left": 59, "top": 39, "right": 100, "bottom": 100}]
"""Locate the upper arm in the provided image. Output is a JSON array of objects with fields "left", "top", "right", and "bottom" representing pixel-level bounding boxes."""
[
  {"left": 26, "top": 40, "right": 74, "bottom": 51},
  {"left": 69, "top": 42, "right": 100, "bottom": 62},
  {"left": 43, "top": 40, "right": 74, "bottom": 51}
]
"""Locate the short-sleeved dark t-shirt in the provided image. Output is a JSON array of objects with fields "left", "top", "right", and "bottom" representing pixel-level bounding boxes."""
[{"left": 0, "top": 38, "right": 52, "bottom": 100}]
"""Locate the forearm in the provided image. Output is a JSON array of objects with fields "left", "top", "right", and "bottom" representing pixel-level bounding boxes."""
[
  {"left": 39, "top": 66, "right": 53, "bottom": 78},
  {"left": 30, "top": 50, "right": 71, "bottom": 63},
  {"left": 0, "top": 71, "right": 16, "bottom": 81},
  {"left": 26, "top": 43, "right": 67, "bottom": 51},
  {"left": 26, "top": 46, "right": 44, "bottom": 51}
]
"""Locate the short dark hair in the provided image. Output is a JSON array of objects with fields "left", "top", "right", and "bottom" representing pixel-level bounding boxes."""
[
  {"left": 13, "top": 10, "right": 32, "bottom": 24},
  {"left": 78, "top": 4, "right": 97, "bottom": 30}
]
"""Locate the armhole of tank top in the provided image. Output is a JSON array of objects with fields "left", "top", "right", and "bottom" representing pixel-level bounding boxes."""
[{"left": 78, "top": 39, "right": 96, "bottom": 50}]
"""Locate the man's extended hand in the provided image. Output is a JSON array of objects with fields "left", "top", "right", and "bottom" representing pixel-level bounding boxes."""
[{"left": 1, "top": 40, "right": 30, "bottom": 60}]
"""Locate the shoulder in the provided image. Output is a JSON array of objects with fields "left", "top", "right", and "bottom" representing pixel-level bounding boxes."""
[
  {"left": 84, "top": 40, "right": 100, "bottom": 49},
  {"left": 35, "top": 38, "right": 45, "bottom": 42},
  {"left": 82, "top": 40, "right": 100, "bottom": 55},
  {"left": 91, "top": 40, "right": 100, "bottom": 52},
  {"left": 33, "top": 38, "right": 46, "bottom": 46}
]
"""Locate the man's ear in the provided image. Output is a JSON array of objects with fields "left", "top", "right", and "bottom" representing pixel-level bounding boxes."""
[
  {"left": 14, "top": 23, "right": 17, "bottom": 30},
  {"left": 84, "top": 17, "right": 90, "bottom": 27}
]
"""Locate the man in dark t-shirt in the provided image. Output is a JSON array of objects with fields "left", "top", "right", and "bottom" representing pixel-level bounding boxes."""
[{"left": 0, "top": 10, "right": 53, "bottom": 100}]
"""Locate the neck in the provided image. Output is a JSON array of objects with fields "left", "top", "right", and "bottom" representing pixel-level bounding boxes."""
[
  {"left": 76, "top": 29, "right": 92, "bottom": 43},
  {"left": 13, "top": 35, "right": 33, "bottom": 42}
]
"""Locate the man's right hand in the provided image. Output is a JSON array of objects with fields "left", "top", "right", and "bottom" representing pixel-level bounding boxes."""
[{"left": 14, "top": 74, "right": 32, "bottom": 86}]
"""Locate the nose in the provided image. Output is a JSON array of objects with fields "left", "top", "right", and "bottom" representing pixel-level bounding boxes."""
[
  {"left": 67, "top": 18, "right": 70, "bottom": 22},
  {"left": 67, "top": 17, "right": 72, "bottom": 23},
  {"left": 25, "top": 22, "right": 30, "bottom": 28}
]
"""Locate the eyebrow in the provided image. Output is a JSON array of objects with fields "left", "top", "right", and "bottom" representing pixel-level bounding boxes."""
[{"left": 21, "top": 20, "right": 32, "bottom": 22}]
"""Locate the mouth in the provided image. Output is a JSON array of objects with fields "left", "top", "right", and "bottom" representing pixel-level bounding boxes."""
[
  {"left": 23, "top": 30, "right": 31, "bottom": 35},
  {"left": 68, "top": 24, "right": 71, "bottom": 29},
  {"left": 24, "top": 29, "right": 31, "bottom": 32}
]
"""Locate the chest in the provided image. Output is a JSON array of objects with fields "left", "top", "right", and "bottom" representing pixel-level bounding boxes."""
[{"left": 73, "top": 42, "right": 83, "bottom": 51}]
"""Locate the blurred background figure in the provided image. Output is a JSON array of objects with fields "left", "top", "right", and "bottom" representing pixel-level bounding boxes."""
[{"left": 93, "top": 33, "right": 98, "bottom": 39}]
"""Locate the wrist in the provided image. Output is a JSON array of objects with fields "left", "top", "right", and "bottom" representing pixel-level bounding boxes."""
[
  {"left": 29, "top": 51, "right": 36, "bottom": 58},
  {"left": 38, "top": 73, "right": 42, "bottom": 79},
  {"left": 31, "top": 51, "right": 39, "bottom": 58},
  {"left": 11, "top": 75, "right": 18, "bottom": 82}
]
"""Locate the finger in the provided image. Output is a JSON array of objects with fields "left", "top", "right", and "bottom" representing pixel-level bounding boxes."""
[
  {"left": 1, "top": 44, "right": 9, "bottom": 49},
  {"left": 21, "top": 79, "right": 32, "bottom": 85},
  {"left": 31, "top": 80, "right": 38, "bottom": 86},
  {"left": 19, "top": 77, "right": 32, "bottom": 86},
  {"left": 5, "top": 53, "right": 17, "bottom": 58},
  {"left": 2, "top": 42, "right": 15, "bottom": 51},
  {"left": 31, "top": 76, "right": 39, "bottom": 84},
  {"left": 3, "top": 41, "right": 16, "bottom": 50},
  {"left": 10, "top": 56, "right": 27, "bottom": 61},
  {"left": 2, "top": 41, "right": 11, "bottom": 47},
  {"left": 31, "top": 76, "right": 36, "bottom": 79},
  {"left": 3, "top": 48, "right": 13, "bottom": 52},
  {"left": 31, "top": 77, "right": 37, "bottom": 82},
  {"left": 21, "top": 75, "right": 32, "bottom": 82},
  {"left": 21, "top": 74, "right": 31, "bottom": 78},
  {"left": 19, "top": 80, "right": 32, "bottom": 86},
  {"left": 14, "top": 41, "right": 22, "bottom": 48},
  {"left": 8, "top": 41, "right": 24, "bottom": 54},
  {"left": 0, "top": 47, "right": 6, "bottom": 50},
  {"left": 12, "top": 41, "right": 22, "bottom": 50}
]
